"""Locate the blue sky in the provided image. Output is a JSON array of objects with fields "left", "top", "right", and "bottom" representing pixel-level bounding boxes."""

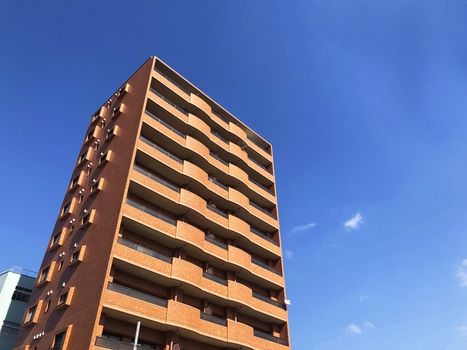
[{"left": 1, "top": 1, "right": 467, "bottom": 349}]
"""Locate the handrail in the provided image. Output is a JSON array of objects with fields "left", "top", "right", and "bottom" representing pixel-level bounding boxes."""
[
  {"left": 118, "top": 237, "right": 172, "bottom": 263},
  {"left": 150, "top": 87, "right": 188, "bottom": 116},
  {"left": 211, "top": 129, "right": 228, "bottom": 144},
  {"left": 205, "top": 235, "right": 228, "bottom": 250},
  {"left": 208, "top": 176, "right": 229, "bottom": 191},
  {"left": 203, "top": 271, "right": 228, "bottom": 286},
  {"left": 248, "top": 176, "right": 274, "bottom": 195},
  {"left": 145, "top": 110, "right": 186, "bottom": 138},
  {"left": 253, "top": 329, "right": 288, "bottom": 346},
  {"left": 247, "top": 135, "right": 271, "bottom": 154},
  {"left": 209, "top": 150, "right": 229, "bottom": 166},
  {"left": 249, "top": 200, "right": 275, "bottom": 219},
  {"left": 107, "top": 282, "right": 168, "bottom": 307},
  {"left": 95, "top": 336, "right": 162, "bottom": 350},
  {"left": 251, "top": 257, "right": 282, "bottom": 276},
  {"left": 139, "top": 136, "right": 183, "bottom": 164},
  {"left": 126, "top": 198, "right": 177, "bottom": 225},
  {"left": 250, "top": 227, "right": 279, "bottom": 246},
  {"left": 200, "top": 312, "right": 227, "bottom": 326},
  {"left": 134, "top": 164, "right": 180, "bottom": 193},
  {"left": 207, "top": 204, "right": 228, "bottom": 218},
  {"left": 154, "top": 67, "right": 191, "bottom": 95},
  {"left": 252, "top": 291, "right": 287, "bottom": 310},
  {"left": 248, "top": 155, "right": 272, "bottom": 174}
]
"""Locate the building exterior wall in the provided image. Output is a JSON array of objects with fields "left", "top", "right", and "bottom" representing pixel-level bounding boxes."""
[
  {"left": 0, "top": 267, "right": 36, "bottom": 349},
  {"left": 14, "top": 56, "right": 291, "bottom": 350}
]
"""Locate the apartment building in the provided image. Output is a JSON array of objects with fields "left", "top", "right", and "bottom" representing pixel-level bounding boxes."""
[
  {"left": 0, "top": 266, "right": 36, "bottom": 349},
  {"left": 14, "top": 57, "right": 291, "bottom": 350}
]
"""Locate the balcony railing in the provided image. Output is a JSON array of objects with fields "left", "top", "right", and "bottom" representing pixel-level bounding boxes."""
[
  {"left": 134, "top": 164, "right": 180, "bottom": 193},
  {"left": 107, "top": 282, "right": 168, "bottom": 307},
  {"left": 117, "top": 237, "right": 172, "bottom": 263},
  {"left": 211, "top": 130, "right": 228, "bottom": 144},
  {"left": 205, "top": 235, "right": 228, "bottom": 250},
  {"left": 209, "top": 151, "right": 229, "bottom": 166},
  {"left": 150, "top": 87, "right": 188, "bottom": 116},
  {"left": 203, "top": 271, "right": 228, "bottom": 286},
  {"left": 95, "top": 336, "right": 162, "bottom": 350},
  {"left": 250, "top": 226, "right": 279, "bottom": 246},
  {"left": 248, "top": 155, "right": 272, "bottom": 174},
  {"left": 200, "top": 313, "right": 227, "bottom": 326},
  {"left": 249, "top": 201, "right": 275, "bottom": 219},
  {"left": 249, "top": 176, "right": 274, "bottom": 195},
  {"left": 207, "top": 204, "right": 229, "bottom": 218},
  {"left": 139, "top": 136, "right": 183, "bottom": 164},
  {"left": 247, "top": 135, "right": 271, "bottom": 154},
  {"left": 252, "top": 291, "right": 287, "bottom": 310},
  {"left": 145, "top": 110, "right": 186, "bottom": 138},
  {"left": 253, "top": 329, "right": 288, "bottom": 346},
  {"left": 208, "top": 176, "right": 229, "bottom": 191},
  {"left": 126, "top": 198, "right": 177, "bottom": 226},
  {"left": 251, "top": 257, "right": 282, "bottom": 276},
  {"left": 154, "top": 67, "right": 191, "bottom": 95},
  {"left": 212, "top": 110, "right": 230, "bottom": 124}
]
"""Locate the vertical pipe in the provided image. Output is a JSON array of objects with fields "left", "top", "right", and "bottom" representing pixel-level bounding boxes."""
[{"left": 133, "top": 320, "right": 141, "bottom": 350}]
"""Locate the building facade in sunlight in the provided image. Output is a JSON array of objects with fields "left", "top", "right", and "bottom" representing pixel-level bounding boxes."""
[
  {"left": 0, "top": 267, "right": 35, "bottom": 350},
  {"left": 14, "top": 57, "right": 290, "bottom": 350}
]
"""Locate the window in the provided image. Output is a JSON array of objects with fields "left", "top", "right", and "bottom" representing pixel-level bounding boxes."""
[
  {"left": 112, "top": 104, "right": 122, "bottom": 117},
  {"left": 24, "top": 305, "right": 37, "bottom": 324},
  {"left": 105, "top": 125, "right": 117, "bottom": 141},
  {"left": 78, "top": 150, "right": 88, "bottom": 164},
  {"left": 53, "top": 330, "right": 66, "bottom": 350},
  {"left": 44, "top": 300, "right": 51, "bottom": 313},
  {"left": 91, "top": 108, "right": 102, "bottom": 124},
  {"left": 12, "top": 286, "right": 32, "bottom": 302},
  {"left": 38, "top": 266, "right": 50, "bottom": 284},
  {"left": 61, "top": 201, "right": 72, "bottom": 216},
  {"left": 116, "top": 84, "right": 127, "bottom": 98},
  {"left": 98, "top": 150, "right": 110, "bottom": 166},
  {"left": 57, "top": 292, "right": 68, "bottom": 306},
  {"left": 86, "top": 163, "right": 93, "bottom": 175},
  {"left": 85, "top": 128, "right": 95, "bottom": 143},
  {"left": 77, "top": 192, "right": 84, "bottom": 204},
  {"left": 50, "top": 232, "right": 61, "bottom": 248},
  {"left": 69, "top": 174, "right": 80, "bottom": 190},
  {"left": 81, "top": 210, "right": 93, "bottom": 227},
  {"left": 57, "top": 260, "right": 64, "bottom": 271},
  {"left": 90, "top": 178, "right": 103, "bottom": 194}
]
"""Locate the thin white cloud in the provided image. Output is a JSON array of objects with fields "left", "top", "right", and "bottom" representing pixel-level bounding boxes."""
[
  {"left": 285, "top": 250, "right": 294, "bottom": 259},
  {"left": 359, "top": 295, "right": 368, "bottom": 302},
  {"left": 346, "top": 322, "right": 375, "bottom": 335},
  {"left": 344, "top": 213, "right": 363, "bottom": 230},
  {"left": 457, "top": 325, "right": 467, "bottom": 336},
  {"left": 288, "top": 222, "right": 317, "bottom": 236},
  {"left": 346, "top": 324, "right": 362, "bottom": 335},
  {"left": 456, "top": 259, "right": 467, "bottom": 287}
]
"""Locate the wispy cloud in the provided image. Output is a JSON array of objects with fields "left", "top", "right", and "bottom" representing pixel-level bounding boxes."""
[
  {"left": 285, "top": 250, "right": 294, "bottom": 259},
  {"left": 457, "top": 325, "right": 467, "bottom": 336},
  {"left": 346, "top": 324, "right": 362, "bottom": 335},
  {"left": 456, "top": 259, "right": 467, "bottom": 287},
  {"left": 346, "top": 322, "right": 375, "bottom": 335},
  {"left": 359, "top": 295, "right": 368, "bottom": 302},
  {"left": 344, "top": 213, "right": 363, "bottom": 230},
  {"left": 288, "top": 222, "right": 317, "bottom": 237}
]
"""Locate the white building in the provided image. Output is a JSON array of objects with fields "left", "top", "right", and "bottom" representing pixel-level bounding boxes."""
[{"left": 0, "top": 266, "right": 36, "bottom": 349}]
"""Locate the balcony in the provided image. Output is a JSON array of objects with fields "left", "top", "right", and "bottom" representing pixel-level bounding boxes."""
[
  {"left": 209, "top": 150, "right": 229, "bottom": 166},
  {"left": 208, "top": 175, "right": 229, "bottom": 191},
  {"left": 249, "top": 200, "right": 275, "bottom": 219},
  {"left": 154, "top": 67, "right": 191, "bottom": 95},
  {"left": 126, "top": 198, "right": 176, "bottom": 226},
  {"left": 253, "top": 329, "right": 288, "bottom": 346},
  {"left": 139, "top": 136, "right": 183, "bottom": 164},
  {"left": 95, "top": 336, "right": 162, "bottom": 350},
  {"left": 149, "top": 88, "right": 188, "bottom": 116},
  {"left": 250, "top": 226, "right": 279, "bottom": 246},
  {"left": 205, "top": 234, "right": 227, "bottom": 250},
  {"left": 145, "top": 110, "right": 185, "bottom": 138},
  {"left": 107, "top": 282, "right": 167, "bottom": 308},
  {"left": 117, "top": 237, "right": 172, "bottom": 263},
  {"left": 202, "top": 271, "right": 227, "bottom": 286},
  {"left": 206, "top": 203, "right": 228, "bottom": 218},
  {"left": 200, "top": 313, "right": 227, "bottom": 327},
  {"left": 248, "top": 155, "right": 272, "bottom": 174},
  {"left": 249, "top": 176, "right": 274, "bottom": 195},
  {"left": 133, "top": 164, "right": 180, "bottom": 193},
  {"left": 252, "top": 291, "right": 287, "bottom": 310},
  {"left": 251, "top": 257, "right": 282, "bottom": 276},
  {"left": 211, "top": 130, "right": 228, "bottom": 144}
]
